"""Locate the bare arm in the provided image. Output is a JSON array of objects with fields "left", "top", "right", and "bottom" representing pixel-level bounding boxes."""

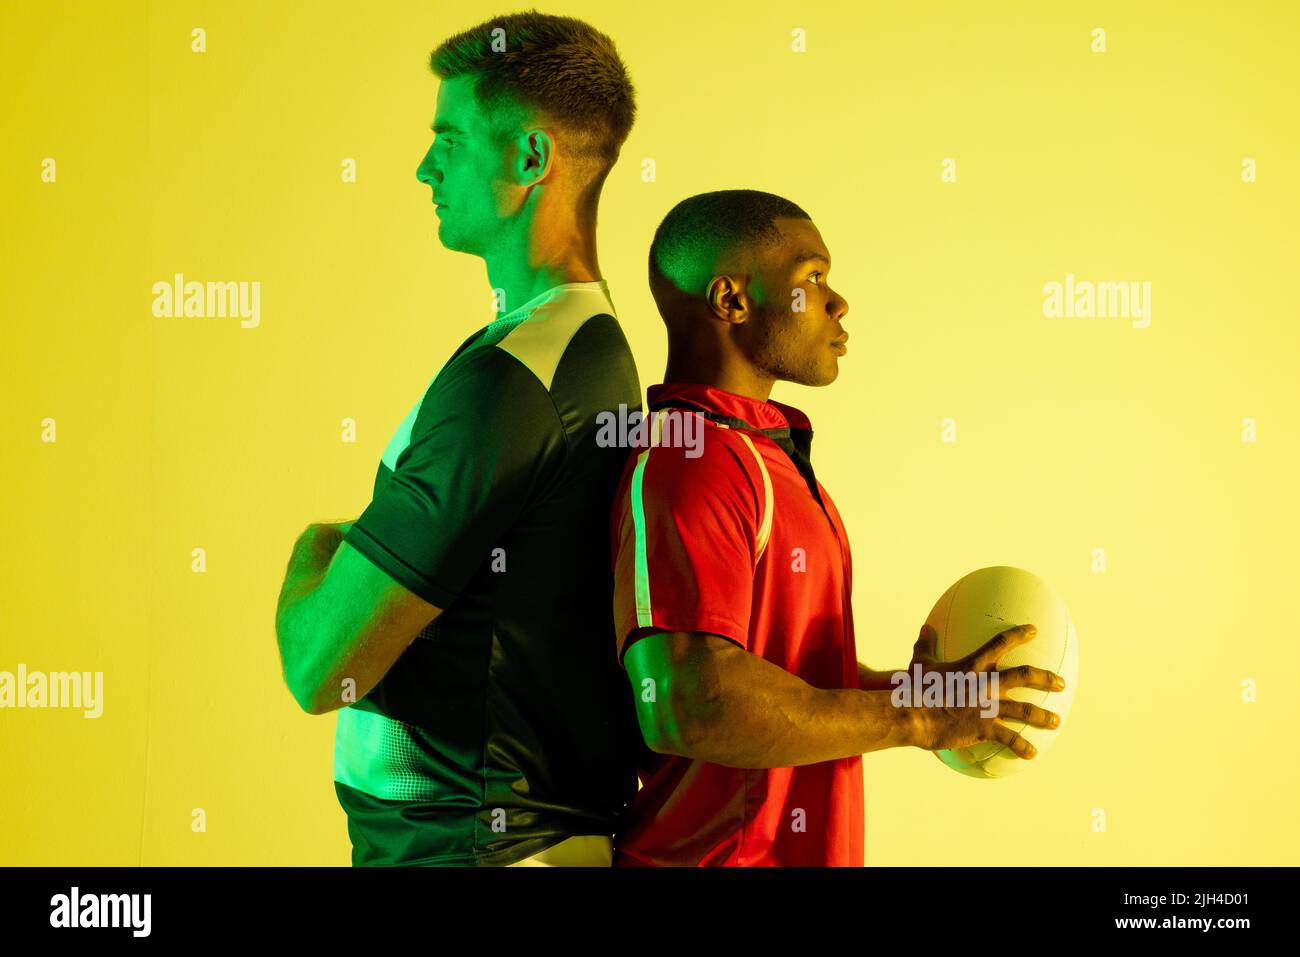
[
  {"left": 623, "top": 630, "right": 919, "bottom": 768},
  {"left": 276, "top": 521, "right": 439, "bottom": 714}
]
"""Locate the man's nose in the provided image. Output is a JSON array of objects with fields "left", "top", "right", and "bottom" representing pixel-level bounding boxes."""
[
  {"left": 830, "top": 288, "right": 849, "bottom": 321},
  {"left": 416, "top": 145, "right": 440, "bottom": 186}
]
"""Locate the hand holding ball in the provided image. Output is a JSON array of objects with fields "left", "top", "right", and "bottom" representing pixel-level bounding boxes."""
[{"left": 909, "top": 565, "right": 1079, "bottom": 778}]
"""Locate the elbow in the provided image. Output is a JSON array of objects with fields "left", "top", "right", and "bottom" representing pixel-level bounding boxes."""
[
  {"left": 281, "top": 656, "right": 333, "bottom": 716},
  {"left": 277, "top": 625, "right": 337, "bottom": 716},
  {"left": 276, "top": 595, "right": 334, "bottom": 715},
  {"left": 286, "top": 672, "right": 327, "bottom": 715},
  {"left": 626, "top": 648, "right": 729, "bottom": 758},
  {"left": 294, "top": 668, "right": 358, "bottom": 715},
  {"left": 639, "top": 698, "right": 718, "bottom": 758},
  {"left": 644, "top": 727, "right": 692, "bottom": 758},
  {"left": 293, "top": 668, "right": 350, "bottom": 715},
  {"left": 643, "top": 722, "right": 688, "bottom": 757},
  {"left": 299, "top": 688, "right": 332, "bottom": 716}
]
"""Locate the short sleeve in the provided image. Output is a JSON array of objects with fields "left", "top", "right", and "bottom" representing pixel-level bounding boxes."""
[
  {"left": 610, "top": 429, "right": 763, "bottom": 665},
  {"left": 345, "top": 347, "right": 564, "bottom": 607}
]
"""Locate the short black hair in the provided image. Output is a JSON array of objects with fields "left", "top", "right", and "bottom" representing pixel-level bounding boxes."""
[
  {"left": 430, "top": 10, "right": 636, "bottom": 168},
  {"left": 649, "top": 189, "right": 811, "bottom": 296}
]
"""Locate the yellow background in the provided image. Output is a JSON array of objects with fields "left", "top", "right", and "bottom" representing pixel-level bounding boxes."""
[{"left": 3, "top": 0, "right": 1297, "bottom": 865}]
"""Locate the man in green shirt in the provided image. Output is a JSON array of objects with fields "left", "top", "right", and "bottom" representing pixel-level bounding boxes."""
[{"left": 276, "top": 12, "right": 642, "bottom": 866}]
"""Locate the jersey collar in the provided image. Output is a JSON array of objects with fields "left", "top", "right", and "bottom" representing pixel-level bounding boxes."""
[
  {"left": 646, "top": 381, "right": 813, "bottom": 433},
  {"left": 494, "top": 279, "right": 614, "bottom": 324}
]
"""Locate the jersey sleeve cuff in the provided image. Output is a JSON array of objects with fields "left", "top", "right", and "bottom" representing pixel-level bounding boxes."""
[
  {"left": 344, "top": 524, "right": 461, "bottom": 609},
  {"left": 616, "top": 611, "right": 750, "bottom": 667}
]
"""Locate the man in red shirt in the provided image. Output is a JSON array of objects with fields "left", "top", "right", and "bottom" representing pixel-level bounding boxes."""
[{"left": 609, "top": 190, "right": 1063, "bottom": 865}]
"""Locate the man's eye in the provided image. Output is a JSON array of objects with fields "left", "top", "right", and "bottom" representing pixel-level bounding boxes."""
[{"left": 809, "top": 272, "right": 823, "bottom": 284}]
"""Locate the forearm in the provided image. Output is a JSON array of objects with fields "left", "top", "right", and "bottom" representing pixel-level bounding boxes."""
[
  {"left": 276, "top": 524, "right": 347, "bottom": 709},
  {"left": 677, "top": 655, "right": 919, "bottom": 768},
  {"left": 857, "top": 660, "right": 902, "bottom": 692}
]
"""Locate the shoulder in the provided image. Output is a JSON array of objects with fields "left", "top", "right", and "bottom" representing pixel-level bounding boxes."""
[
  {"left": 420, "top": 340, "right": 557, "bottom": 417},
  {"left": 629, "top": 418, "right": 767, "bottom": 512},
  {"left": 496, "top": 308, "right": 639, "bottom": 446},
  {"left": 394, "top": 344, "right": 563, "bottom": 468},
  {"left": 495, "top": 303, "right": 629, "bottom": 395}
]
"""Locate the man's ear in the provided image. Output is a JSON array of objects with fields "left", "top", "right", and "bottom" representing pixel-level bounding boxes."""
[
  {"left": 515, "top": 128, "right": 555, "bottom": 185},
  {"left": 705, "top": 274, "right": 752, "bottom": 327}
]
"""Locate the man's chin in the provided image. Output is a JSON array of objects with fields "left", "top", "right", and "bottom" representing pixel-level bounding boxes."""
[
  {"left": 812, "top": 366, "right": 840, "bottom": 386},
  {"left": 805, "top": 362, "right": 841, "bottom": 387},
  {"left": 807, "top": 356, "right": 843, "bottom": 386},
  {"left": 779, "top": 364, "right": 840, "bottom": 388},
  {"left": 435, "top": 226, "right": 480, "bottom": 257}
]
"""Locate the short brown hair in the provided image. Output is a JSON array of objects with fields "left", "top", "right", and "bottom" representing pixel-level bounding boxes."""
[{"left": 430, "top": 10, "right": 636, "bottom": 169}]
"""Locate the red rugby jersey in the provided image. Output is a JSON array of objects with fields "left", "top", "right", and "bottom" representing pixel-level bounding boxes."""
[{"left": 609, "top": 381, "right": 864, "bottom": 866}]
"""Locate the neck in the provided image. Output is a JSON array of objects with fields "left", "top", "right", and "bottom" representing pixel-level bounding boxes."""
[
  {"left": 664, "top": 346, "right": 775, "bottom": 402},
  {"left": 483, "top": 188, "right": 601, "bottom": 316}
]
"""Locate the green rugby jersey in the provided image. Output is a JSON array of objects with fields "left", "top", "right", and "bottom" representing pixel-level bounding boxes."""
[{"left": 334, "top": 280, "right": 644, "bottom": 866}]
